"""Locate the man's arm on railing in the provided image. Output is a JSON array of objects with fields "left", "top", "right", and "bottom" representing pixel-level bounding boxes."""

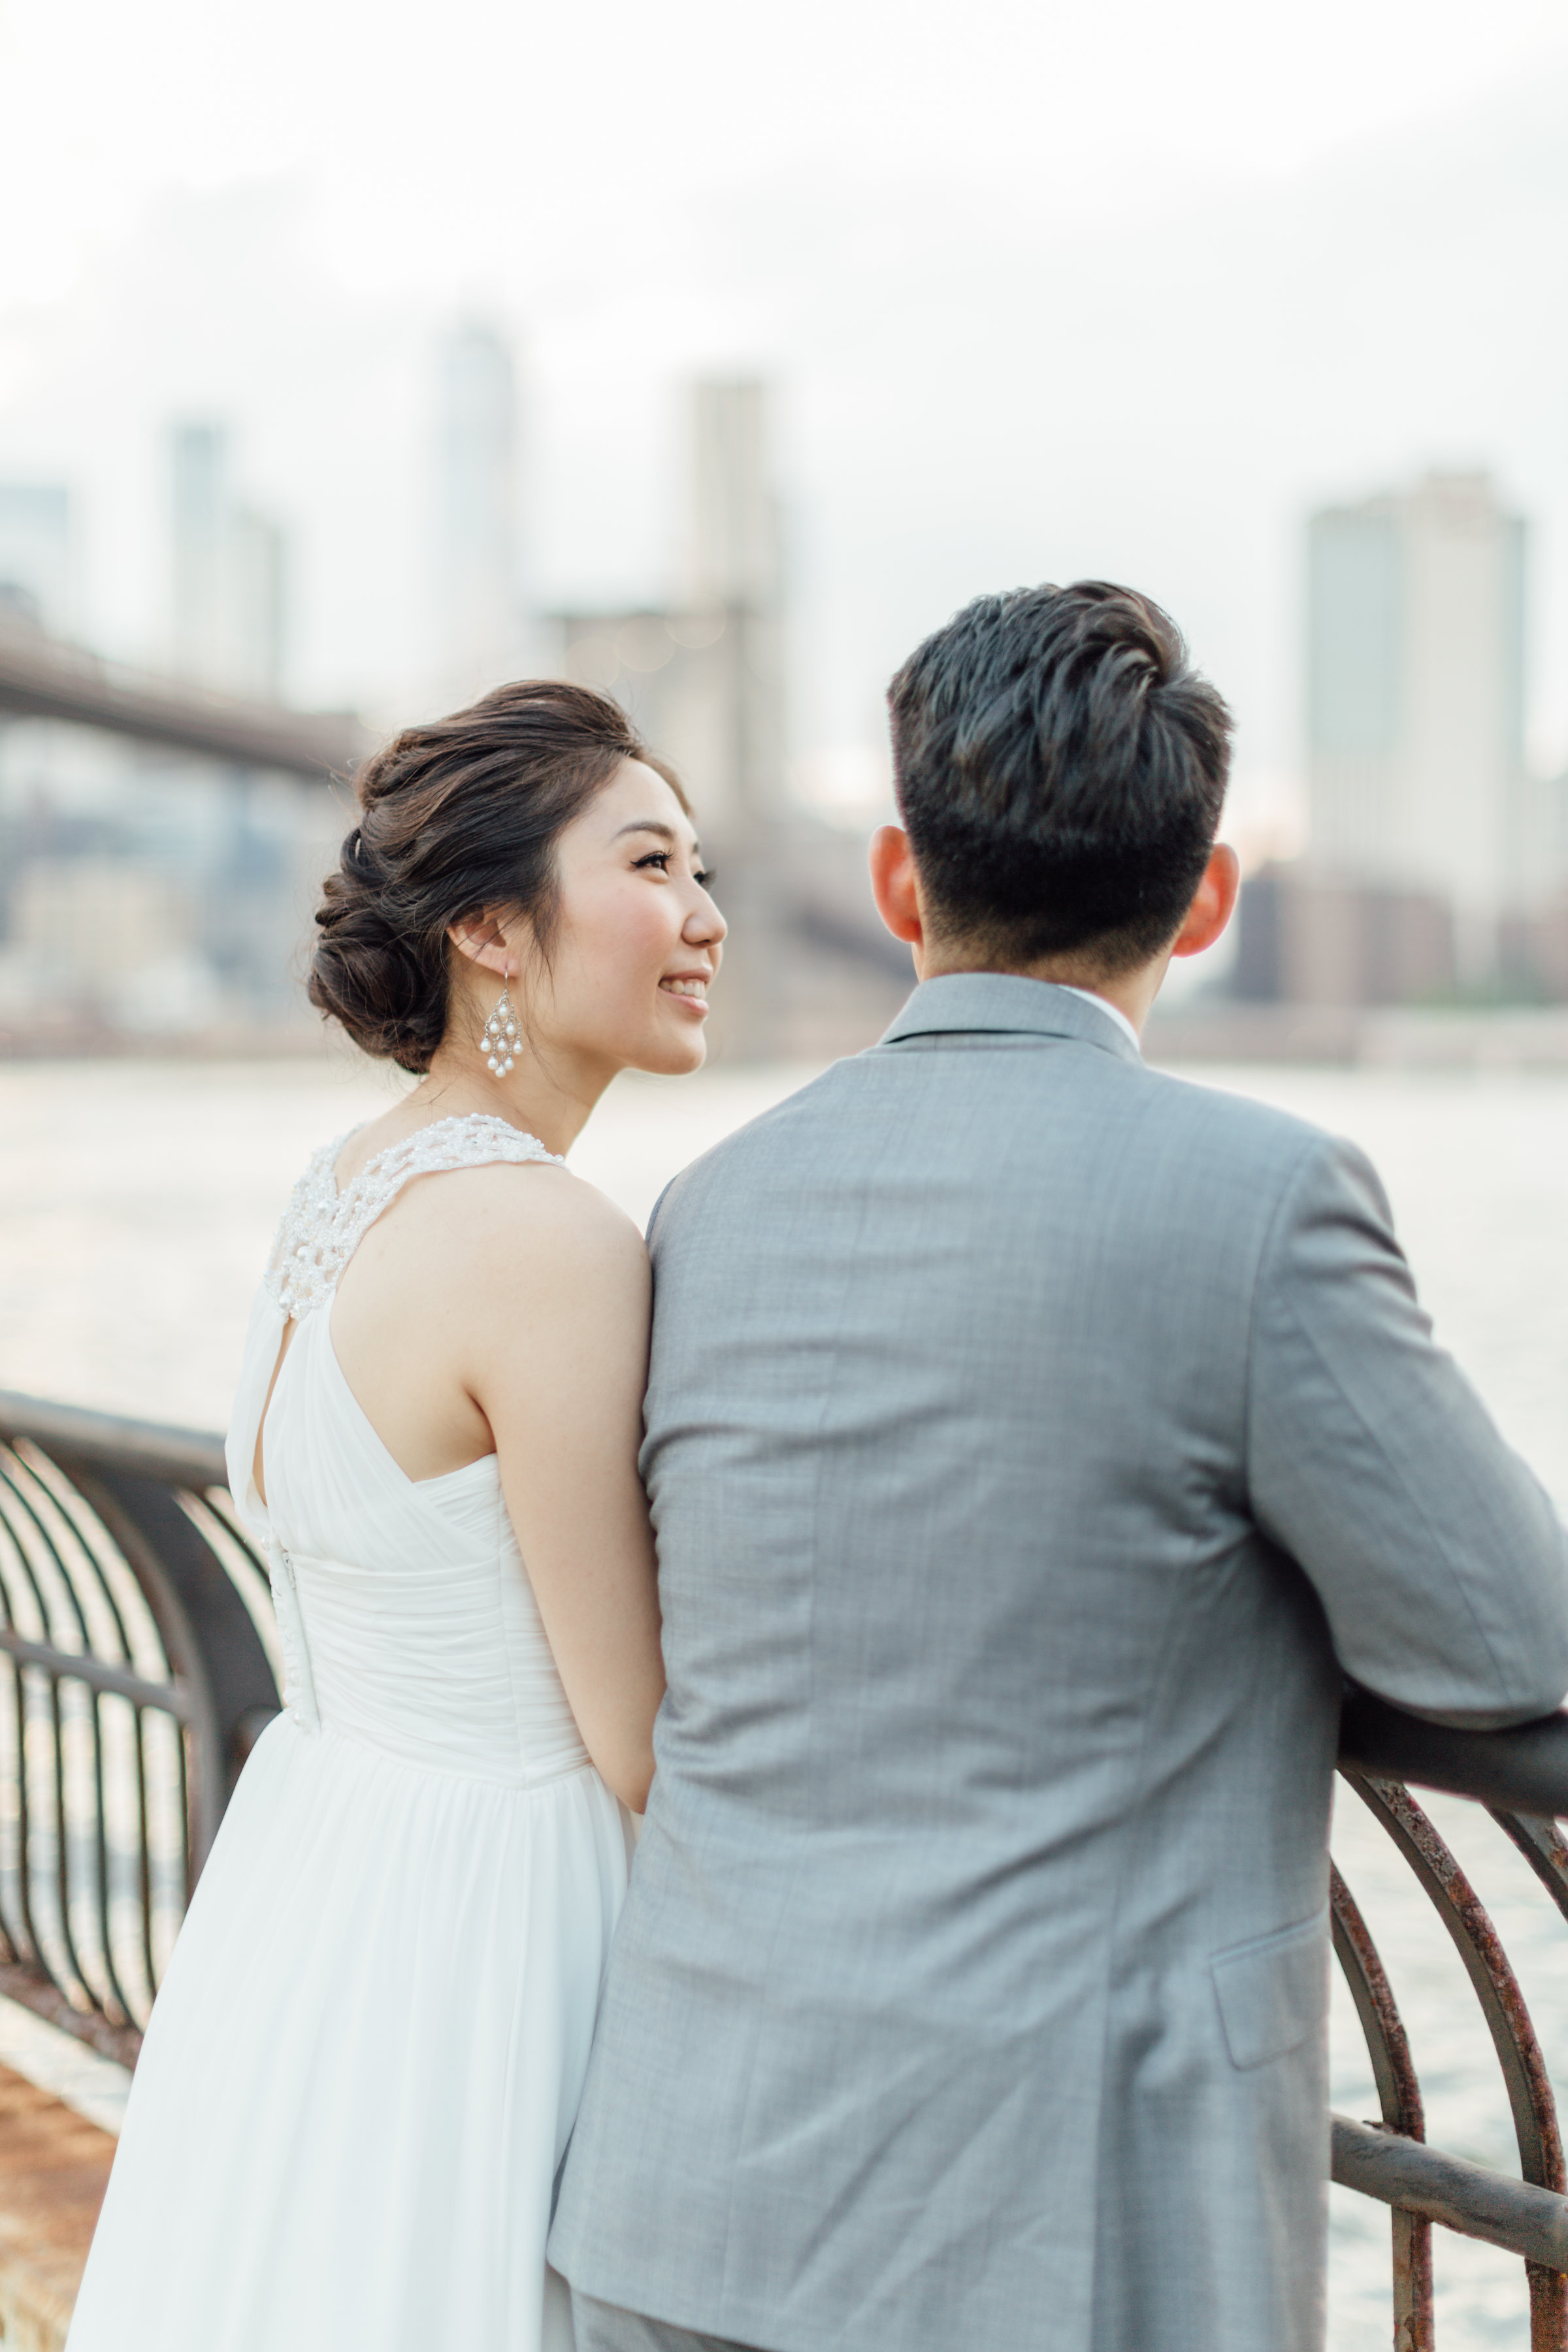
[
  {"left": 1245, "top": 1135, "right": 1568, "bottom": 1728},
  {"left": 1339, "top": 1687, "right": 1568, "bottom": 1814}
]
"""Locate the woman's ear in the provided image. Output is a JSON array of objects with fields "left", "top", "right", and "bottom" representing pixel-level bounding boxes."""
[{"left": 448, "top": 912, "right": 513, "bottom": 975}]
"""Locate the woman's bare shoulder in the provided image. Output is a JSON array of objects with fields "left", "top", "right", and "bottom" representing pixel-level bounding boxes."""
[{"left": 389, "top": 1158, "right": 648, "bottom": 1308}]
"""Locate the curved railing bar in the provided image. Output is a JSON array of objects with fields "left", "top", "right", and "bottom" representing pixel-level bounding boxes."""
[
  {"left": 2, "top": 1441, "right": 187, "bottom": 2025},
  {"left": 7, "top": 1450, "right": 106, "bottom": 1667},
  {"left": 0, "top": 1450, "right": 90, "bottom": 1652},
  {"left": 65, "top": 1462, "right": 272, "bottom": 1884},
  {"left": 1330, "top": 1863, "right": 1426, "bottom": 2138},
  {"left": 23, "top": 1446, "right": 141, "bottom": 1671},
  {"left": 1342, "top": 1777, "right": 1566, "bottom": 2195},
  {"left": 0, "top": 1454, "right": 101, "bottom": 2015},
  {"left": 1345, "top": 1771, "right": 1568, "bottom": 2347},
  {"left": 0, "top": 1397, "right": 280, "bottom": 2055},
  {"left": 1331, "top": 1864, "right": 1432, "bottom": 2347},
  {"left": 22, "top": 1445, "right": 176, "bottom": 2010},
  {"left": 1490, "top": 1810, "right": 1568, "bottom": 1919},
  {"left": 14, "top": 1452, "right": 162, "bottom": 2021},
  {"left": 1337, "top": 1686, "right": 1568, "bottom": 2336},
  {"left": 0, "top": 1497, "right": 48, "bottom": 1977},
  {"left": 131, "top": 1704, "right": 156, "bottom": 2006}
]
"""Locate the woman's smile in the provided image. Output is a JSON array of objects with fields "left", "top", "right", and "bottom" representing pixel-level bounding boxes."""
[{"left": 659, "top": 971, "right": 711, "bottom": 1011}]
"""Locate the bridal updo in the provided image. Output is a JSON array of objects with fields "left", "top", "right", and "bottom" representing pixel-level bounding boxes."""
[{"left": 309, "top": 678, "right": 680, "bottom": 1073}]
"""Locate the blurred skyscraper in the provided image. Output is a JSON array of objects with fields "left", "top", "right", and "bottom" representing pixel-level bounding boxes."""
[
  {"left": 550, "top": 378, "right": 784, "bottom": 829},
  {"left": 433, "top": 323, "right": 521, "bottom": 697},
  {"left": 685, "top": 377, "right": 786, "bottom": 824},
  {"left": 1307, "top": 471, "right": 1527, "bottom": 971},
  {"left": 544, "top": 377, "right": 902, "bottom": 1057},
  {"left": 542, "top": 378, "right": 782, "bottom": 1049},
  {"left": 1235, "top": 470, "right": 1556, "bottom": 1007},
  {"left": 169, "top": 424, "right": 286, "bottom": 698},
  {"left": 687, "top": 380, "right": 777, "bottom": 606}
]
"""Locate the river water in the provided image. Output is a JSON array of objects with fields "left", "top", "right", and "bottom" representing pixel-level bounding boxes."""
[{"left": 3, "top": 1050, "right": 1567, "bottom": 2347}]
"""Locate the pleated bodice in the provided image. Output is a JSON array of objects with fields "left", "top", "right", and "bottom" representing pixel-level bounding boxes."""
[{"left": 224, "top": 1115, "right": 587, "bottom": 1788}]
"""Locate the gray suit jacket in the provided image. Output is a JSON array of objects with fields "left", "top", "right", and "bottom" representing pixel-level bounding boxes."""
[{"left": 551, "top": 975, "right": 1568, "bottom": 2352}]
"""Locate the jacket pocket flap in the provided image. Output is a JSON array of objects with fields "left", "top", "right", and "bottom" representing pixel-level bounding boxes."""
[{"left": 1211, "top": 1904, "right": 1328, "bottom": 2072}]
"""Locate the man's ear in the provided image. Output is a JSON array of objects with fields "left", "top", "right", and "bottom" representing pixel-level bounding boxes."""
[
  {"left": 869, "top": 826, "right": 924, "bottom": 955},
  {"left": 1170, "top": 845, "right": 1241, "bottom": 960}
]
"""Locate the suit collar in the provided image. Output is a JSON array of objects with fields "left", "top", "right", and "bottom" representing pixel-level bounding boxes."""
[{"left": 878, "top": 973, "right": 1143, "bottom": 1065}]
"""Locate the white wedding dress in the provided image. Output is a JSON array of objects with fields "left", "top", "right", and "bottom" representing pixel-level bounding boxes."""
[{"left": 67, "top": 1116, "right": 632, "bottom": 2352}]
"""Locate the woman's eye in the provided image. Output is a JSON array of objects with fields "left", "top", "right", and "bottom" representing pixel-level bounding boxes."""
[
  {"left": 695, "top": 869, "right": 715, "bottom": 889},
  {"left": 634, "top": 852, "right": 672, "bottom": 873}
]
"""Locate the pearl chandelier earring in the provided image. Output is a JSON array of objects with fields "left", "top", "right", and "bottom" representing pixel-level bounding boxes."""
[{"left": 481, "top": 976, "right": 519, "bottom": 1075}]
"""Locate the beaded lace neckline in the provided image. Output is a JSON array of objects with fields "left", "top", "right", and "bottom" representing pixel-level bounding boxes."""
[{"left": 265, "top": 1113, "right": 565, "bottom": 1320}]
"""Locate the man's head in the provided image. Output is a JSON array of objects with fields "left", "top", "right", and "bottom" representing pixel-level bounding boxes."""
[{"left": 874, "top": 581, "right": 1237, "bottom": 1010}]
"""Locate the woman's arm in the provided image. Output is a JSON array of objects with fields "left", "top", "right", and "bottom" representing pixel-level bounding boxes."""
[{"left": 459, "top": 1167, "right": 665, "bottom": 1810}]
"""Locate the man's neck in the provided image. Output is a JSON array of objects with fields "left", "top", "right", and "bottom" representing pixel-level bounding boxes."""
[{"left": 915, "top": 950, "right": 1170, "bottom": 1038}]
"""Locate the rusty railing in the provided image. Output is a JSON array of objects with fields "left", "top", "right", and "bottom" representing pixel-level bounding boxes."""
[
  {"left": 1335, "top": 1690, "right": 1568, "bottom": 2348},
  {"left": 3, "top": 1389, "right": 1568, "bottom": 2343},
  {"left": 0, "top": 1392, "right": 279, "bottom": 2063}
]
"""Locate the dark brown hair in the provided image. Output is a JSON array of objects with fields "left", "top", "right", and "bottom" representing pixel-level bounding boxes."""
[
  {"left": 889, "top": 581, "right": 1232, "bottom": 973},
  {"left": 309, "top": 678, "right": 684, "bottom": 1071}
]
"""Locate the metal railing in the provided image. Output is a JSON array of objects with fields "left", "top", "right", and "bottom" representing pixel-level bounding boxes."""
[
  {"left": 1335, "top": 1691, "right": 1568, "bottom": 2347},
  {"left": 0, "top": 1392, "right": 279, "bottom": 2063},
  {"left": 3, "top": 1391, "right": 1568, "bottom": 2340}
]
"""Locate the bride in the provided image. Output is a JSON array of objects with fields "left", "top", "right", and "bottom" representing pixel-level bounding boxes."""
[{"left": 66, "top": 679, "right": 726, "bottom": 2352}]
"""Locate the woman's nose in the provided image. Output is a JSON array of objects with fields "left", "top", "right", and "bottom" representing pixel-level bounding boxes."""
[{"left": 686, "top": 887, "right": 727, "bottom": 945}]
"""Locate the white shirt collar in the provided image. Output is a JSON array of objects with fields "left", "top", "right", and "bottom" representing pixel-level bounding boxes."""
[{"left": 1056, "top": 985, "right": 1143, "bottom": 1056}]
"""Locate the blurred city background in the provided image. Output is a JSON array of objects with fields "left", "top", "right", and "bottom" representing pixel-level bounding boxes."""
[
  {"left": 5, "top": 4, "right": 1568, "bottom": 2340},
  {"left": 1, "top": 0, "right": 1567, "bottom": 1064}
]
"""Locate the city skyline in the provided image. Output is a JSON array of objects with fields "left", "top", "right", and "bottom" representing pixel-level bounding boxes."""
[
  {"left": 6, "top": 422, "right": 1567, "bottom": 1017},
  {"left": 0, "top": 0, "right": 1565, "bottom": 845}
]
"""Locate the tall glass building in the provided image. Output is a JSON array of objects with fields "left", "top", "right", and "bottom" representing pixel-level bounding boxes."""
[{"left": 1307, "top": 472, "right": 1528, "bottom": 974}]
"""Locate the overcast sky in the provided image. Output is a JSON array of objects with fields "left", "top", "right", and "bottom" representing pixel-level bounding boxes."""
[{"left": 2, "top": 0, "right": 1567, "bottom": 840}]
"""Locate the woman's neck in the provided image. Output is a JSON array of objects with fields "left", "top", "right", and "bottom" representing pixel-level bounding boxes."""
[{"left": 404, "top": 1045, "right": 608, "bottom": 1160}]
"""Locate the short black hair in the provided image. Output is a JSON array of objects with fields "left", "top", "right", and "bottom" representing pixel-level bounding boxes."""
[{"left": 887, "top": 581, "right": 1232, "bottom": 973}]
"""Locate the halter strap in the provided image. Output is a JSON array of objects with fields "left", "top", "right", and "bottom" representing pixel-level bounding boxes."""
[{"left": 264, "top": 1113, "right": 565, "bottom": 1320}]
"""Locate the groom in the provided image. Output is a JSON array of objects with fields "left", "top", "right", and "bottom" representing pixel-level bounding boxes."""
[{"left": 550, "top": 581, "right": 1568, "bottom": 2350}]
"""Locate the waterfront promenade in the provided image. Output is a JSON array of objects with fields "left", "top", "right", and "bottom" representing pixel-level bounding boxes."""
[{"left": 3, "top": 1049, "right": 1568, "bottom": 2347}]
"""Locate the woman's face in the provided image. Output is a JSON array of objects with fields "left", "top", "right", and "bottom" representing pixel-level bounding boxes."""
[{"left": 519, "top": 759, "right": 727, "bottom": 1079}]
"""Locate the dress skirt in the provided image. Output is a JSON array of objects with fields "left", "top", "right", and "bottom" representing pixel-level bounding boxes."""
[{"left": 65, "top": 1715, "right": 631, "bottom": 2352}]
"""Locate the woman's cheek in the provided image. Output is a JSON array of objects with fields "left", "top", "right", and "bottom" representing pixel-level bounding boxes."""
[{"left": 621, "top": 889, "right": 680, "bottom": 957}]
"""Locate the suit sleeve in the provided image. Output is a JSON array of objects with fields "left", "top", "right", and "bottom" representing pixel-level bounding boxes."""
[{"left": 1245, "top": 1133, "right": 1568, "bottom": 1726}]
